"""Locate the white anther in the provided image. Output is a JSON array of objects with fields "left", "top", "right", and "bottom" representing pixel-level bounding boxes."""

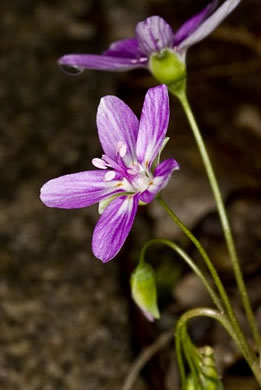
[
  {"left": 104, "top": 171, "right": 116, "bottom": 181},
  {"left": 92, "top": 158, "right": 107, "bottom": 169},
  {"left": 117, "top": 141, "right": 127, "bottom": 158}
]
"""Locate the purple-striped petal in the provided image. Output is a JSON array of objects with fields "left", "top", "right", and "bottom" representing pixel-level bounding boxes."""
[
  {"left": 103, "top": 38, "right": 143, "bottom": 59},
  {"left": 173, "top": 0, "right": 218, "bottom": 46},
  {"left": 136, "top": 85, "right": 169, "bottom": 167},
  {"left": 40, "top": 170, "right": 123, "bottom": 209},
  {"left": 97, "top": 95, "right": 139, "bottom": 162},
  {"left": 92, "top": 195, "right": 139, "bottom": 262},
  {"left": 139, "top": 159, "right": 179, "bottom": 203},
  {"left": 178, "top": 0, "right": 241, "bottom": 52},
  {"left": 58, "top": 54, "right": 146, "bottom": 72},
  {"left": 136, "top": 16, "right": 174, "bottom": 55}
]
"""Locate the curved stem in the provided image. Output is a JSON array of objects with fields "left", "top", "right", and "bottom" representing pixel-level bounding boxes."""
[
  {"left": 140, "top": 239, "right": 223, "bottom": 312},
  {"left": 175, "top": 308, "right": 261, "bottom": 387},
  {"left": 170, "top": 86, "right": 260, "bottom": 350},
  {"left": 156, "top": 195, "right": 255, "bottom": 365}
]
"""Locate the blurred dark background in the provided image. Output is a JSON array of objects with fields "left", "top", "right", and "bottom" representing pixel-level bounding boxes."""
[{"left": 0, "top": 0, "right": 261, "bottom": 389}]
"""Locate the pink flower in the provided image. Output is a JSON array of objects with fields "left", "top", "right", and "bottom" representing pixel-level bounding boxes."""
[
  {"left": 58, "top": 1, "right": 241, "bottom": 73},
  {"left": 40, "top": 85, "right": 179, "bottom": 262}
]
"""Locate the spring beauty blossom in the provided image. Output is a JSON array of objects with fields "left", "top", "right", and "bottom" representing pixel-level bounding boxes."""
[
  {"left": 58, "top": 0, "right": 241, "bottom": 83},
  {"left": 40, "top": 85, "right": 179, "bottom": 262}
]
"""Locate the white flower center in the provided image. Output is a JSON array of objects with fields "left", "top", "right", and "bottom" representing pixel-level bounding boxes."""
[
  {"left": 132, "top": 173, "right": 151, "bottom": 192},
  {"left": 127, "top": 164, "right": 152, "bottom": 193}
]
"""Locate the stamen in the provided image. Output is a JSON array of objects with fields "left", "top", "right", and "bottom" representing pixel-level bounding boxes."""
[
  {"left": 101, "top": 154, "right": 112, "bottom": 166},
  {"left": 92, "top": 158, "right": 107, "bottom": 169},
  {"left": 127, "top": 165, "right": 140, "bottom": 175},
  {"left": 102, "top": 154, "right": 121, "bottom": 171},
  {"left": 104, "top": 171, "right": 116, "bottom": 181},
  {"left": 117, "top": 141, "right": 127, "bottom": 158}
]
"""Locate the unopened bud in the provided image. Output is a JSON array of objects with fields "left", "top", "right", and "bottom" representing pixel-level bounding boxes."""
[
  {"left": 131, "top": 263, "right": 160, "bottom": 321},
  {"left": 185, "top": 346, "right": 223, "bottom": 390}
]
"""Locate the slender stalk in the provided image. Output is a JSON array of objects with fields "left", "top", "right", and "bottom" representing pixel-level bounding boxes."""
[
  {"left": 140, "top": 239, "right": 224, "bottom": 312},
  {"left": 156, "top": 195, "right": 254, "bottom": 364},
  {"left": 175, "top": 325, "right": 186, "bottom": 387},
  {"left": 140, "top": 238, "right": 220, "bottom": 389},
  {"left": 175, "top": 308, "right": 261, "bottom": 387},
  {"left": 180, "top": 325, "right": 203, "bottom": 390},
  {"left": 170, "top": 86, "right": 260, "bottom": 350}
]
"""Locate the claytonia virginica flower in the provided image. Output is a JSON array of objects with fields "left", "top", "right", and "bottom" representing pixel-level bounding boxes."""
[
  {"left": 40, "top": 85, "right": 179, "bottom": 262},
  {"left": 59, "top": 0, "right": 241, "bottom": 85}
]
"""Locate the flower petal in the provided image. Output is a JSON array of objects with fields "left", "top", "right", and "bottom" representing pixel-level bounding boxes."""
[
  {"left": 139, "top": 159, "right": 179, "bottom": 203},
  {"left": 97, "top": 95, "right": 139, "bottom": 162},
  {"left": 40, "top": 170, "right": 123, "bottom": 209},
  {"left": 136, "top": 16, "right": 174, "bottom": 55},
  {"left": 173, "top": 0, "right": 218, "bottom": 46},
  {"left": 103, "top": 38, "right": 143, "bottom": 59},
  {"left": 92, "top": 195, "right": 139, "bottom": 262},
  {"left": 178, "top": 0, "right": 241, "bottom": 52},
  {"left": 58, "top": 54, "right": 146, "bottom": 72},
  {"left": 136, "top": 85, "right": 170, "bottom": 167}
]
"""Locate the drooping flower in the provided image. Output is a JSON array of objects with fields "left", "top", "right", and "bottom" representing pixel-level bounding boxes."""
[
  {"left": 58, "top": 0, "right": 241, "bottom": 85},
  {"left": 40, "top": 85, "right": 179, "bottom": 262}
]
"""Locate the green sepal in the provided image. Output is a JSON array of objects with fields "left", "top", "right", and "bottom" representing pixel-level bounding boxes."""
[
  {"left": 149, "top": 49, "right": 186, "bottom": 87},
  {"left": 157, "top": 136, "right": 170, "bottom": 166},
  {"left": 98, "top": 192, "right": 131, "bottom": 214}
]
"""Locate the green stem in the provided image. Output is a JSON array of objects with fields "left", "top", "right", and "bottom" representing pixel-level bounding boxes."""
[
  {"left": 175, "top": 325, "right": 186, "bottom": 387},
  {"left": 176, "top": 320, "right": 210, "bottom": 390},
  {"left": 175, "top": 308, "right": 228, "bottom": 390},
  {"left": 175, "top": 308, "right": 261, "bottom": 388},
  {"left": 180, "top": 324, "right": 204, "bottom": 390},
  {"left": 140, "top": 239, "right": 224, "bottom": 312},
  {"left": 170, "top": 86, "right": 260, "bottom": 350},
  {"left": 156, "top": 196, "right": 255, "bottom": 366}
]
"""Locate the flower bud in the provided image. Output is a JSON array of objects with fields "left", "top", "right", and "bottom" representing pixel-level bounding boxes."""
[
  {"left": 149, "top": 49, "right": 186, "bottom": 87},
  {"left": 131, "top": 262, "right": 160, "bottom": 321},
  {"left": 185, "top": 346, "right": 223, "bottom": 390}
]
